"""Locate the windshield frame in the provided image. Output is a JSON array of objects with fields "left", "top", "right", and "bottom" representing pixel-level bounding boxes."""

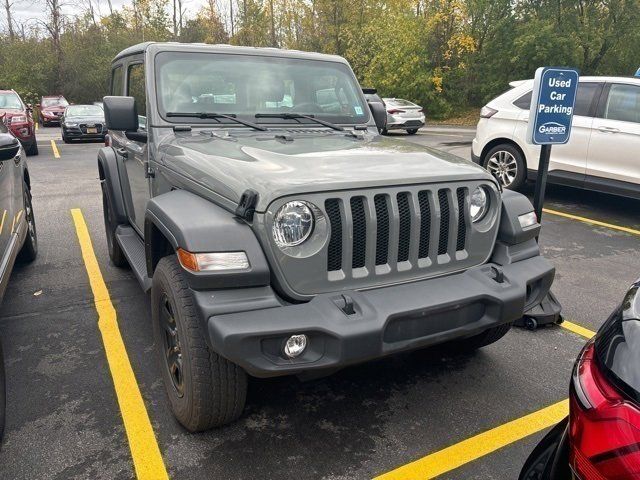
[{"left": 153, "top": 51, "right": 371, "bottom": 128}]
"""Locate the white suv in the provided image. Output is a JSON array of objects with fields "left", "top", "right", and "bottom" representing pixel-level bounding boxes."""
[{"left": 472, "top": 76, "right": 640, "bottom": 199}]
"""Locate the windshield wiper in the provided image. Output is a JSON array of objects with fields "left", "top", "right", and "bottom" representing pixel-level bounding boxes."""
[
  {"left": 254, "top": 112, "right": 344, "bottom": 131},
  {"left": 166, "top": 112, "right": 268, "bottom": 131}
]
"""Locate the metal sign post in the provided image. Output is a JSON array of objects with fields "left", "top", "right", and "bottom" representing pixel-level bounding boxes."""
[{"left": 519, "top": 67, "right": 579, "bottom": 329}]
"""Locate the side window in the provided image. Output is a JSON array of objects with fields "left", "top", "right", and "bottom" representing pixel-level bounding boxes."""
[
  {"left": 573, "top": 82, "right": 601, "bottom": 117},
  {"left": 111, "top": 66, "right": 124, "bottom": 96},
  {"left": 603, "top": 84, "right": 640, "bottom": 124},
  {"left": 127, "top": 63, "right": 147, "bottom": 129},
  {"left": 513, "top": 91, "right": 532, "bottom": 110}
]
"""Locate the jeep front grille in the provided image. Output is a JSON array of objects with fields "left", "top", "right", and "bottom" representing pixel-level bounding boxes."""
[
  {"left": 263, "top": 181, "right": 499, "bottom": 298},
  {"left": 326, "top": 186, "right": 469, "bottom": 273}
]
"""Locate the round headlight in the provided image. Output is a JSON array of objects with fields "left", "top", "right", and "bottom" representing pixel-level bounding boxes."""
[
  {"left": 272, "top": 201, "right": 314, "bottom": 248},
  {"left": 470, "top": 186, "right": 489, "bottom": 222}
]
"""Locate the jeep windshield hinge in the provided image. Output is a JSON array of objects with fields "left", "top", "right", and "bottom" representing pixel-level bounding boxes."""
[{"left": 235, "top": 189, "right": 259, "bottom": 221}]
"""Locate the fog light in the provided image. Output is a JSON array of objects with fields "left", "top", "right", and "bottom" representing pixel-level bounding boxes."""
[
  {"left": 518, "top": 211, "right": 537, "bottom": 229},
  {"left": 283, "top": 334, "right": 307, "bottom": 358}
]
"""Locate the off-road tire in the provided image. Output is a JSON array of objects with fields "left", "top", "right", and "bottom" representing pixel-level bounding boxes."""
[
  {"left": 482, "top": 143, "right": 526, "bottom": 190},
  {"left": 18, "top": 182, "right": 37, "bottom": 263},
  {"left": 152, "top": 255, "right": 247, "bottom": 431},
  {"left": 101, "top": 187, "right": 128, "bottom": 268},
  {"left": 406, "top": 128, "right": 419, "bottom": 135},
  {"left": 453, "top": 323, "right": 512, "bottom": 351},
  {"left": 25, "top": 141, "right": 38, "bottom": 156}
]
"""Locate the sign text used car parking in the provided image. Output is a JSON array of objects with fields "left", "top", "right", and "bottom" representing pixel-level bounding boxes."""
[{"left": 527, "top": 67, "right": 579, "bottom": 145}]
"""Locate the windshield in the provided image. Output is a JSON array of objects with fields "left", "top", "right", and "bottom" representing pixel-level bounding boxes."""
[
  {"left": 42, "top": 97, "right": 69, "bottom": 108},
  {"left": 0, "top": 92, "right": 23, "bottom": 109},
  {"left": 155, "top": 52, "right": 369, "bottom": 126},
  {"left": 66, "top": 105, "right": 103, "bottom": 117}
]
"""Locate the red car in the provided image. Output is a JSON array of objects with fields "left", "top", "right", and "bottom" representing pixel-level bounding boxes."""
[
  {"left": 38, "top": 95, "right": 69, "bottom": 127},
  {"left": 0, "top": 90, "right": 38, "bottom": 156}
]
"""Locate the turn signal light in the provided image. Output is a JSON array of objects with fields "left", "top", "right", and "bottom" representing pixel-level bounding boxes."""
[{"left": 177, "top": 248, "right": 250, "bottom": 272}]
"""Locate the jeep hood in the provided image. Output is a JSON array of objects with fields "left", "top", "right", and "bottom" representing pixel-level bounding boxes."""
[{"left": 159, "top": 130, "right": 494, "bottom": 212}]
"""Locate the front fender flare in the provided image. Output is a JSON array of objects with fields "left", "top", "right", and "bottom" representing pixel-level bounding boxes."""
[
  {"left": 145, "top": 190, "right": 270, "bottom": 290},
  {"left": 97, "top": 147, "right": 127, "bottom": 224}
]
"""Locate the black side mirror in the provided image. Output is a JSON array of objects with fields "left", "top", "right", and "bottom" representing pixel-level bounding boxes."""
[
  {"left": 103, "top": 96, "right": 147, "bottom": 143},
  {"left": 104, "top": 96, "right": 139, "bottom": 132},
  {"left": 368, "top": 101, "right": 387, "bottom": 133},
  {"left": 0, "top": 133, "right": 20, "bottom": 161}
]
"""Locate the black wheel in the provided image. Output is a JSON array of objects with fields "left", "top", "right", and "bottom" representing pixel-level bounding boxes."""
[
  {"left": 406, "top": 128, "right": 419, "bottom": 135},
  {"left": 482, "top": 143, "right": 526, "bottom": 190},
  {"left": 62, "top": 133, "right": 70, "bottom": 144},
  {"left": 152, "top": 256, "right": 247, "bottom": 431},
  {"left": 524, "top": 317, "right": 538, "bottom": 331},
  {"left": 25, "top": 141, "right": 38, "bottom": 156},
  {"left": 453, "top": 323, "right": 512, "bottom": 351},
  {"left": 18, "top": 182, "right": 37, "bottom": 263},
  {"left": 101, "top": 186, "right": 128, "bottom": 268}
]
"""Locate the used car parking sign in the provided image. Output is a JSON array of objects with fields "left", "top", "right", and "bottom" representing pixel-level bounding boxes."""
[{"left": 527, "top": 67, "right": 579, "bottom": 145}]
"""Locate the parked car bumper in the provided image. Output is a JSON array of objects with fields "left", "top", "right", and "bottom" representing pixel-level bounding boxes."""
[
  {"left": 471, "top": 138, "right": 482, "bottom": 164},
  {"left": 9, "top": 125, "right": 35, "bottom": 149},
  {"left": 199, "top": 255, "right": 554, "bottom": 378},
  {"left": 386, "top": 114, "right": 426, "bottom": 130},
  {"left": 62, "top": 126, "right": 106, "bottom": 140}
]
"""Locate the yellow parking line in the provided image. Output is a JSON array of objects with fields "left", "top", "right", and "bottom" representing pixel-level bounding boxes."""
[
  {"left": 71, "top": 209, "right": 169, "bottom": 480},
  {"left": 375, "top": 399, "right": 569, "bottom": 480},
  {"left": 560, "top": 320, "right": 596, "bottom": 339},
  {"left": 0, "top": 210, "right": 6, "bottom": 235},
  {"left": 543, "top": 208, "right": 640, "bottom": 236},
  {"left": 35, "top": 122, "right": 38, "bottom": 131},
  {"left": 50, "top": 139, "right": 60, "bottom": 158}
]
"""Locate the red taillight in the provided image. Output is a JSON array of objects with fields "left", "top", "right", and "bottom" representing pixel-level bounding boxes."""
[
  {"left": 387, "top": 109, "right": 405, "bottom": 114},
  {"left": 570, "top": 342, "right": 640, "bottom": 479}
]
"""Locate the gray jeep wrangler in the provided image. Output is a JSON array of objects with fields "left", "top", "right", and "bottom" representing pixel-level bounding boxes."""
[{"left": 99, "top": 42, "right": 555, "bottom": 431}]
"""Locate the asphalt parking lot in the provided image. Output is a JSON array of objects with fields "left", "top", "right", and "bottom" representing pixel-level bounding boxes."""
[{"left": 0, "top": 125, "right": 638, "bottom": 480}]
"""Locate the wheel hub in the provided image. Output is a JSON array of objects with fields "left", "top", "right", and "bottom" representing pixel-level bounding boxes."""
[
  {"left": 161, "top": 295, "right": 184, "bottom": 397},
  {"left": 487, "top": 151, "right": 518, "bottom": 187}
]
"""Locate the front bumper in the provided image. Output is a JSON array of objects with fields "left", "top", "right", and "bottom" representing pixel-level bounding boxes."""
[
  {"left": 63, "top": 126, "right": 106, "bottom": 139},
  {"left": 202, "top": 255, "right": 554, "bottom": 378}
]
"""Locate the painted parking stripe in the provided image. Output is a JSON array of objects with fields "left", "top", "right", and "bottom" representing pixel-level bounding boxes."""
[
  {"left": 375, "top": 399, "right": 569, "bottom": 480},
  {"left": 50, "top": 139, "right": 60, "bottom": 158},
  {"left": 71, "top": 209, "right": 169, "bottom": 480},
  {"left": 560, "top": 320, "right": 596, "bottom": 339},
  {"left": 543, "top": 208, "right": 640, "bottom": 236}
]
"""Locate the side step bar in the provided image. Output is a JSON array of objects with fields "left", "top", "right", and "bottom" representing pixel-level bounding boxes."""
[{"left": 115, "top": 225, "right": 152, "bottom": 292}]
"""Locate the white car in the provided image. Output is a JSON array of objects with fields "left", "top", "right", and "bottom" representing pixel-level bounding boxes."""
[
  {"left": 382, "top": 98, "right": 425, "bottom": 134},
  {"left": 472, "top": 76, "right": 640, "bottom": 199}
]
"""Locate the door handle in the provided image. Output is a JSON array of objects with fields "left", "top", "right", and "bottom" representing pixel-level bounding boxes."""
[
  {"left": 116, "top": 147, "right": 128, "bottom": 159},
  {"left": 597, "top": 126, "right": 620, "bottom": 133}
]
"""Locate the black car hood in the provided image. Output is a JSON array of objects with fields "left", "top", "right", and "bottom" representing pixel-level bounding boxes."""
[{"left": 595, "top": 279, "right": 640, "bottom": 401}]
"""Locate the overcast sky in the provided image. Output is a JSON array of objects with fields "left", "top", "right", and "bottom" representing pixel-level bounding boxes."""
[{"left": 4, "top": 0, "right": 226, "bottom": 31}]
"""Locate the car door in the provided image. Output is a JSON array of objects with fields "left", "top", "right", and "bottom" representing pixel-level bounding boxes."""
[
  {"left": 587, "top": 82, "right": 640, "bottom": 189},
  {"left": 0, "top": 123, "right": 13, "bottom": 262},
  {"left": 121, "top": 60, "right": 150, "bottom": 234}
]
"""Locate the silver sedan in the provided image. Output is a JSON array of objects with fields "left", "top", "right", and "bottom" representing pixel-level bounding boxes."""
[{"left": 382, "top": 98, "right": 425, "bottom": 135}]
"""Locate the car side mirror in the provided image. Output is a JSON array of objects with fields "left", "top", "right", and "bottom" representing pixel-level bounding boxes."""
[
  {"left": 0, "top": 133, "right": 20, "bottom": 162},
  {"left": 368, "top": 101, "right": 387, "bottom": 133},
  {"left": 104, "top": 96, "right": 148, "bottom": 143}
]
